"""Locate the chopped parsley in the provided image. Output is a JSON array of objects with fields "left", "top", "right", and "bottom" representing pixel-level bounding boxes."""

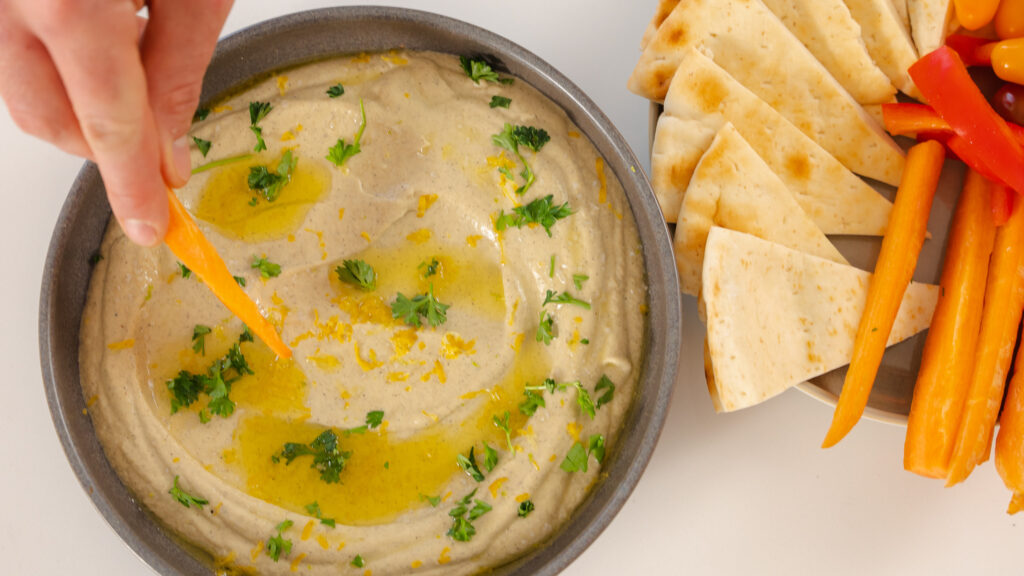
[
  {"left": 490, "top": 95, "right": 512, "bottom": 109},
  {"left": 518, "top": 500, "right": 535, "bottom": 518},
  {"left": 346, "top": 410, "right": 385, "bottom": 435},
  {"left": 420, "top": 493, "right": 442, "bottom": 507},
  {"left": 543, "top": 289, "right": 591, "bottom": 310},
  {"left": 304, "top": 501, "right": 336, "bottom": 527},
  {"left": 335, "top": 259, "right": 376, "bottom": 291},
  {"left": 595, "top": 375, "right": 615, "bottom": 408},
  {"left": 247, "top": 149, "right": 297, "bottom": 203},
  {"left": 166, "top": 336, "right": 252, "bottom": 421},
  {"left": 249, "top": 101, "right": 273, "bottom": 152},
  {"left": 266, "top": 519, "right": 293, "bottom": 562},
  {"left": 495, "top": 195, "right": 572, "bottom": 237},
  {"left": 191, "top": 153, "right": 254, "bottom": 175},
  {"left": 483, "top": 443, "right": 499, "bottom": 473},
  {"left": 191, "top": 325, "right": 211, "bottom": 355},
  {"left": 391, "top": 285, "right": 450, "bottom": 328},
  {"left": 457, "top": 447, "right": 485, "bottom": 482},
  {"left": 493, "top": 411, "right": 513, "bottom": 451},
  {"left": 240, "top": 325, "right": 254, "bottom": 343},
  {"left": 273, "top": 429, "right": 350, "bottom": 484},
  {"left": 459, "top": 56, "right": 514, "bottom": 85},
  {"left": 251, "top": 255, "right": 282, "bottom": 278},
  {"left": 351, "top": 555, "right": 365, "bottom": 568},
  {"left": 234, "top": 276, "right": 246, "bottom": 287},
  {"left": 572, "top": 274, "right": 589, "bottom": 291},
  {"left": 193, "top": 107, "right": 211, "bottom": 122},
  {"left": 518, "top": 389, "right": 546, "bottom": 416},
  {"left": 419, "top": 258, "right": 441, "bottom": 279},
  {"left": 178, "top": 262, "right": 192, "bottom": 279},
  {"left": 168, "top": 475, "right": 208, "bottom": 509},
  {"left": 447, "top": 489, "right": 492, "bottom": 542},
  {"left": 560, "top": 434, "right": 605, "bottom": 473},
  {"left": 536, "top": 310, "right": 555, "bottom": 345},
  {"left": 522, "top": 377, "right": 609, "bottom": 420},
  {"left": 192, "top": 136, "right": 212, "bottom": 157},
  {"left": 326, "top": 98, "right": 367, "bottom": 168},
  {"left": 491, "top": 123, "right": 551, "bottom": 195},
  {"left": 326, "top": 83, "right": 345, "bottom": 98}
]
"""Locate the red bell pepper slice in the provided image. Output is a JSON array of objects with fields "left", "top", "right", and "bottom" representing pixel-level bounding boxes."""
[
  {"left": 909, "top": 46, "right": 1024, "bottom": 195},
  {"left": 946, "top": 34, "right": 996, "bottom": 66}
]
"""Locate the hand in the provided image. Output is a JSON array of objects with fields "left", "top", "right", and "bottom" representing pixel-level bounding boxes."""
[{"left": 0, "top": 0, "right": 234, "bottom": 246}]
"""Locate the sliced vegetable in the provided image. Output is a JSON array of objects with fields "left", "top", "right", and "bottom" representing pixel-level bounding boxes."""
[
  {"left": 904, "top": 170, "right": 996, "bottom": 478},
  {"left": 992, "top": 183, "right": 1015, "bottom": 226},
  {"left": 946, "top": 196, "right": 1024, "bottom": 486},
  {"left": 996, "top": 341, "right": 1024, "bottom": 513},
  {"left": 996, "top": 0, "right": 1024, "bottom": 40},
  {"left": 164, "top": 188, "right": 291, "bottom": 358},
  {"left": 955, "top": 0, "right": 1000, "bottom": 31},
  {"left": 910, "top": 46, "right": 1024, "bottom": 195},
  {"left": 993, "top": 83, "right": 1024, "bottom": 125},
  {"left": 945, "top": 34, "right": 995, "bottom": 66},
  {"left": 822, "top": 141, "right": 945, "bottom": 448},
  {"left": 992, "top": 38, "right": 1024, "bottom": 84}
]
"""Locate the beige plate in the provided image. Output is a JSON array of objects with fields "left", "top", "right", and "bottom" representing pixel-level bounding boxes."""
[{"left": 650, "top": 103, "right": 965, "bottom": 426}]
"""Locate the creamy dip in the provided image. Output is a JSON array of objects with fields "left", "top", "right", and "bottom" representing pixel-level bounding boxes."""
[{"left": 80, "top": 50, "right": 646, "bottom": 575}]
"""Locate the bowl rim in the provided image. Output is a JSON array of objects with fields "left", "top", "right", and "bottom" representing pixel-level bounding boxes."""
[{"left": 40, "top": 6, "right": 682, "bottom": 575}]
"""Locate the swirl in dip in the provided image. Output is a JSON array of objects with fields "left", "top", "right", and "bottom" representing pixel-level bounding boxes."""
[{"left": 80, "top": 50, "right": 646, "bottom": 575}]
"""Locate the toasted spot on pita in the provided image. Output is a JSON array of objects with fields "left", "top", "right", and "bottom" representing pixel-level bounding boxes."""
[
  {"left": 694, "top": 76, "right": 727, "bottom": 113},
  {"left": 784, "top": 153, "right": 812, "bottom": 182}
]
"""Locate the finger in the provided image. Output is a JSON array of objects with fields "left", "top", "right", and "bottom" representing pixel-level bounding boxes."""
[
  {"left": 28, "top": 0, "right": 167, "bottom": 246},
  {"left": 141, "top": 0, "right": 234, "bottom": 186},
  {"left": 0, "top": 15, "right": 91, "bottom": 158}
]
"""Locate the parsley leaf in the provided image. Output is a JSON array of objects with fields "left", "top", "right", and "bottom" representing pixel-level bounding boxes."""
[
  {"left": 366, "top": 410, "right": 384, "bottom": 429},
  {"left": 512, "top": 125, "right": 551, "bottom": 152},
  {"left": 449, "top": 516, "right": 476, "bottom": 542},
  {"left": 192, "top": 136, "right": 211, "bottom": 157},
  {"left": 391, "top": 285, "right": 450, "bottom": 328},
  {"left": 490, "top": 123, "right": 550, "bottom": 195},
  {"left": 493, "top": 411, "right": 513, "bottom": 451},
  {"left": 266, "top": 519, "right": 293, "bottom": 562},
  {"left": 536, "top": 310, "right": 555, "bottom": 345},
  {"left": 234, "top": 276, "right": 247, "bottom": 287},
  {"left": 419, "top": 258, "right": 441, "bottom": 279},
  {"left": 457, "top": 447, "right": 485, "bottom": 482},
  {"left": 326, "top": 98, "right": 367, "bottom": 168},
  {"left": 167, "top": 330, "right": 253, "bottom": 419},
  {"left": 543, "top": 289, "right": 591, "bottom": 310},
  {"left": 178, "top": 262, "right": 192, "bottom": 279},
  {"left": 518, "top": 389, "right": 546, "bottom": 417},
  {"left": 561, "top": 434, "right": 605, "bottom": 473},
  {"left": 251, "top": 255, "right": 282, "bottom": 278},
  {"left": 459, "top": 56, "right": 513, "bottom": 84},
  {"left": 247, "top": 149, "right": 297, "bottom": 203},
  {"left": 483, "top": 443, "right": 498, "bottom": 473},
  {"left": 575, "top": 383, "right": 596, "bottom": 419},
  {"left": 494, "top": 195, "right": 572, "bottom": 237},
  {"left": 595, "top": 375, "right": 615, "bottom": 408},
  {"left": 490, "top": 95, "right": 512, "bottom": 109},
  {"left": 518, "top": 500, "right": 535, "bottom": 518},
  {"left": 335, "top": 259, "right": 377, "bottom": 291},
  {"left": 351, "top": 555, "right": 365, "bottom": 568},
  {"left": 249, "top": 101, "right": 273, "bottom": 152},
  {"left": 167, "top": 371, "right": 203, "bottom": 414},
  {"left": 326, "top": 83, "right": 345, "bottom": 98},
  {"left": 193, "top": 107, "right": 211, "bottom": 122},
  {"left": 191, "top": 325, "right": 211, "bottom": 355},
  {"left": 274, "top": 429, "right": 351, "bottom": 484},
  {"left": 420, "top": 493, "right": 441, "bottom": 507},
  {"left": 168, "top": 475, "right": 208, "bottom": 509},
  {"left": 240, "top": 325, "right": 254, "bottom": 343},
  {"left": 304, "top": 501, "right": 336, "bottom": 527},
  {"left": 447, "top": 489, "right": 492, "bottom": 543},
  {"left": 572, "top": 273, "right": 589, "bottom": 291}
]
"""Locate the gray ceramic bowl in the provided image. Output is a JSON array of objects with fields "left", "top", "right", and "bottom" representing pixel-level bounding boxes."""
[{"left": 39, "top": 6, "right": 681, "bottom": 576}]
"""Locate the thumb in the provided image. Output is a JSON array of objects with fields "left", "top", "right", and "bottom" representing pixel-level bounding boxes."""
[{"left": 141, "top": 0, "right": 234, "bottom": 187}]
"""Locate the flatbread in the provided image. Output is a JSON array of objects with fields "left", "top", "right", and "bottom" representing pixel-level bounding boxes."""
[
  {"left": 909, "top": 0, "right": 957, "bottom": 57},
  {"left": 759, "top": 0, "right": 895, "bottom": 105},
  {"left": 891, "top": 0, "right": 910, "bottom": 29},
  {"left": 674, "top": 123, "right": 847, "bottom": 295},
  {"left": 702, "top": 227, "right": 939, "bottom": 412},
  {"left": 845, "top": 0, "right": 923, "bottom": 100},
  {"left": 628, "top": 0, "right": 906, "bottom": 185},
  {"left": 651, "top": 48, "right": 893, "bottom": 235},
  {"left": 643, "top": 0, "right": 895, "bottom": 105}
]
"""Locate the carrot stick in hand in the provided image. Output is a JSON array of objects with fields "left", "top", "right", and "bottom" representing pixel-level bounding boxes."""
[
  {"left": 947, "top": 197, "right": 1024, "bottom": 486},
  {"left": 164, "top": 188, "right": 292, "bottom": 359},
  {"left": 904, "top": 170, "right": 996, "bottom": 478},
  {"left": 822, "top": 141, "right": 946, "bottom": 448}
]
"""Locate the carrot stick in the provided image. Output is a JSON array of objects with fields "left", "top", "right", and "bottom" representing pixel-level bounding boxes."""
[
  {"left": 904, "top": 170, "right": 996, "bottom": 478},
  {"left": 822, "top": 141, "right": 946, "bottom": 448},
  {"left": 946, "top": 196, "right": 1024, "bottom": 486},
  {"left": 164, "top": 188, "right": 292, "bottom": 359},
  {"left": 997, "top": 333, "right": 1024, "bottom": 512}
]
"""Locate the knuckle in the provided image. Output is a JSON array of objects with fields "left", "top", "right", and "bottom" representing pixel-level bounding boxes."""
[
  {"left": 30, "top": 0, "right": 81, "bottom": 33},
  {"left": 78, "top": 112, "right": 141, "bottom": 152},
  {"left": 153, "top": 79, "right": 203, "bottom": 136}
]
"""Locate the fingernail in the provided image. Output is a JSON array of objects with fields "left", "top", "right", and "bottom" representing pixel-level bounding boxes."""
[
  {"left": 173, "top": 136, "right": 191, "bottom": 183},
  {"left": 124, "top": 219, "right": 160, "bottom": 247}
]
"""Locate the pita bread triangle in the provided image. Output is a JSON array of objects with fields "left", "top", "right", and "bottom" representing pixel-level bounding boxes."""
[
  {"left": 845, "top": 0, "right": 923, "bottom": 100},
  {"left": 701, "top": 227, "right": 939, "bottom": 412},
  {"left": 674, "top": 123, "right": 847, "bottom": 295},
  {"left": 651, "top": 48, "right": 892, "bottom": 236},
  {"left": 909, "top": 0, "right": 957, "bottom": 57},
  {"left": 628, "top": 0, "right": 906, "bottom": 186},
  {"left": 891, "top": 0, "right": 911, "bottom": 30}
]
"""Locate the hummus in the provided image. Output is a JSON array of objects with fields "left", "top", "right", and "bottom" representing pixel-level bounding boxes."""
[{"left": 80, "top": 50, "right": 646, "bottom": 575}]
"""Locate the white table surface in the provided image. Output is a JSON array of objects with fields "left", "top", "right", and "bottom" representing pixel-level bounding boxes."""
[{"left": 2, "top": 1, "right": 1021, "bottom": 574}]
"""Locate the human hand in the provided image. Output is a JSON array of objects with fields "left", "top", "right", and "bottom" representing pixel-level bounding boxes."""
[{"left": 0, "top": 0, "right": 234, "bottom": 246}]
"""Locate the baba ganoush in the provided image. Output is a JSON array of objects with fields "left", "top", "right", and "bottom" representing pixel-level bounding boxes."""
[{"left": 80, "top": 50, "right": 646, "bottom": 575}]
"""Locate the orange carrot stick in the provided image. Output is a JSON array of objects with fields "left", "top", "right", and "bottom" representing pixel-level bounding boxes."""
[
  {"left": 946, "top": 197, "right": 1024, "bottom": 486},
  {"left": 997, "top": 331, "right": 1024, "bottom": 513},
  {"left": 822, "top": 141, "right": 945, "bottom": 448},
  {"left": 904, "top": 169, "right": 996, "bottom": 478},
  {"left": 164, "top": 188, "right": 292, "bottom": 359}
]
